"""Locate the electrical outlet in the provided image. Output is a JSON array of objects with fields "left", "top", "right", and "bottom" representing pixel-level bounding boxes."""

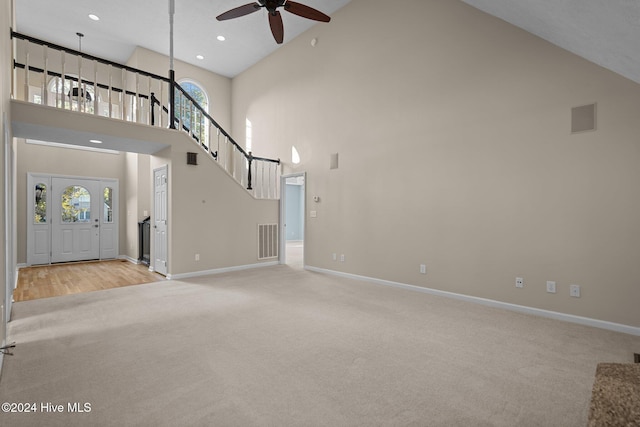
[
  {"left": 340, "top": 254, "right": 345, "bottom": 262},
  {"left": 420, "top": 264, "right": 427, "bottom": 274},
  {"left": 515, "top": 277, "right": 524, "bottom": 288},
  {"left": 570, "top": 284, "right": 581, "bottom": 298},
  {"left": 195, "top": 253, "right": 200, "bottom": 261},
  {"left": 546, "top": 281, "right": 556, "bottom": 293},
  {"left": 332, "top": 253, "right": 337, "bottom": 261}
]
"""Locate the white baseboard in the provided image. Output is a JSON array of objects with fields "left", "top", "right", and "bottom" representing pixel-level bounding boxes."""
[
  {"left": 305, "top": 266, "right": 640, "bottom": 337},
  {"left": 167, "top": 261, "right": 279, "bottom": 280},
  {"left": 118, "top": 255, "right": 140, "bottom": 264}
]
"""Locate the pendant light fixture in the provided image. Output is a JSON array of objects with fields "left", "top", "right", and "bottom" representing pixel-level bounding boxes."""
[{"left": 68, "top": 32, "right": 92, "bottom": 102}]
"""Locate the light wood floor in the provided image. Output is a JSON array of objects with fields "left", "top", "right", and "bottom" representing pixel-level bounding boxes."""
[{"left": 14, "top": 260, "right": 165, "bottom": 302}]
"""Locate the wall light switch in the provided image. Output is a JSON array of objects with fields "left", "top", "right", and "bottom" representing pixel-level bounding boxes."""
[{"left": 310, "top": 210, "right": 317, "bottom": 218}]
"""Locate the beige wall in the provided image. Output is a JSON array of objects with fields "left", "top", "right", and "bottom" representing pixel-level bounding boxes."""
[
  {"left": 1, "top": 0, "right": 14, "bottom": 361},
  {"left": 231, "top": 0, "right": 640, "bottom": 327},
  {"left": 127, "top": 47, "right": 232, "bottom": 130},
  {"left": 150, "top": 135, "right": 279, "bottom": 277}
]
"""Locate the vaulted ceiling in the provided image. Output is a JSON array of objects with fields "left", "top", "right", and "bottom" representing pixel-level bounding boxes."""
[{"left": 15, "top": 0, "right": 640, "bottom": 83}]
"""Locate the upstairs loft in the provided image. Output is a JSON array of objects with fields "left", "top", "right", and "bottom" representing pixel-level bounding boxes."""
[{"left": 10, "top": 31, "right": 281, "bottom": 200}]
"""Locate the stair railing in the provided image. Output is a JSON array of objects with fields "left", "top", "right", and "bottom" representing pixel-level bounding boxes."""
[{"left": 11, "top": 31, "right": 280, "bottom": 199}]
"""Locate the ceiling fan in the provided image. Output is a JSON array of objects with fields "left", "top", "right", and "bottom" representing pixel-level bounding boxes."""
[{"left": 216, "top": 0, "right": 331, "bottom": 44}]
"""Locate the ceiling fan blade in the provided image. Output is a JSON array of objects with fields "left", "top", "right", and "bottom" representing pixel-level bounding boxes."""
[
  {"left": 284, "top": 1, "right": 330, "bottom": 22},
  {"left": 269, "top": 11, "right": 284, "bottom": 44},
  {"left": 216, "top": 3, "right": 261, "bottom": 21}
]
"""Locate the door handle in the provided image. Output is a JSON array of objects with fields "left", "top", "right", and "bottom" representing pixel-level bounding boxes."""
[{"left": 94, "top": 224, "right": 99, "bottom": 228}]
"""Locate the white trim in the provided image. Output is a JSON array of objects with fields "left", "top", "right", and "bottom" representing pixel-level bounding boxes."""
[
  {"left": 26, "top": 139, "right": 120, "bottom": 155},
  {"left": 305, "top": 266, "right": 640, "bottom": 337},
  {"left": 167, "top": 261, "right": 279, "bottom": 280},
  {"left": 118, "top": 255, "right": 140, "bottom": 264},
  {"left": 280, "top": 172, "right": 306, "bottom": 266},
  {"left": 0, "top": 339, "right": 4, "bottom": 376}
]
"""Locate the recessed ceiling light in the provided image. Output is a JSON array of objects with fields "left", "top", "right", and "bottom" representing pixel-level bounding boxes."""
[
  {"left": 90, "top": 139, "right": 103, "bottom": 144},
  {"left": 217, "top": 35, "right": 226, "bottom": 42},
  {"left": 88, "top": 14, "right": 100, "bottom": 21},
  {"left": 196, "top": 54, "right": 204, "bottom": 60}
]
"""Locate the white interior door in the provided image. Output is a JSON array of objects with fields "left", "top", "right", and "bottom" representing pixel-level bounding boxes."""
[
  {"left": 153, "top": 166, "right": 168, "bottom": 275},
  {"left": 51, "top": 178, "right": 100, "bottom": 263}
]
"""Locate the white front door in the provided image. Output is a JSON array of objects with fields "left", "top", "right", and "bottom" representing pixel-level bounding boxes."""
[
  {"left": 51, "top": 178, "right": 101, "bottom": 263},
  {"left": 27, "top": 174, "right": 119, "bottom": 265},
  {"left": 153, "top": 166, "right": 168, "bottom": 275}
]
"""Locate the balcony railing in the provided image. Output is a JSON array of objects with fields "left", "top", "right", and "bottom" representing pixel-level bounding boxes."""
[{"left": 11, "top": 31, "right": 280, "bottom": 199}]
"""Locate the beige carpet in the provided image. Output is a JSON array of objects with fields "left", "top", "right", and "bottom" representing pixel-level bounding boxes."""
[{"left": 0, "top": 265, "right": 638, "bottom": 426}]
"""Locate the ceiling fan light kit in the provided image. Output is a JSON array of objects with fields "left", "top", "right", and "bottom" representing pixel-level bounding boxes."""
[{"left": 216, "top": 0, "right": 331, "bottom": 44}]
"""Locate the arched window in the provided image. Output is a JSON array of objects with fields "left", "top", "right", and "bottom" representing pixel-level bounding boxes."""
[
  {"left": 47, "top": 75, "right": 96, "bottom": 112},
  {"left": 176, "top": 80, "right": 210, "bottom": 146},
  {"left": 34, "top": 183, "right": 47, "bottom": 223},
  {"left": 103, "top": 187, "right": 113, "bottom": 223},
  {"left": 180, "top": 80, "right": 209, "bottom": 111},
  {"left": 61, "top": 186, "right": 91, "bottom": 223}
]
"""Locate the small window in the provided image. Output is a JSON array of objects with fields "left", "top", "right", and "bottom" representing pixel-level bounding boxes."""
[
  {"left": 292, "top": 146, "right": 301, "bottom": 164},
  {"left": 246, "top": 118, "right": 253, "bottom": 153},
  {"left": 103, "top": 187, "right": 113, "bottom": 223},
  {"left": 34, "top": 183, "right": 47, "bottom": 223},
  {"left": 61, "top": 186, "right": 91, "bottom": 223}
]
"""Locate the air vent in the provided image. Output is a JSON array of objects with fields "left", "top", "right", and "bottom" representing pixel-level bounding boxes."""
[
  {"left": 258, "top": 223, "right": 278, "bottom": 260},
  {"left": 187, "top": 152, "right": 198, "bottom": 165},
  {"left": 330, "top": 153, "right": 339, "bottom": 170},
  {"left": 571, "top": 103, "right": 596, "bottom": 133}
]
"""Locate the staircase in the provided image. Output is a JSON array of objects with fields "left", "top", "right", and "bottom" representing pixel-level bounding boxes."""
[{"left": 11, "top": 31, "right": 281, "bottom": 199}]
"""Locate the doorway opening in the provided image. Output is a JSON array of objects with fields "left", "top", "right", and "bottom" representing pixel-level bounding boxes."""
[{"left": 280, "top": 173, "right": 305, "bottom": 268}]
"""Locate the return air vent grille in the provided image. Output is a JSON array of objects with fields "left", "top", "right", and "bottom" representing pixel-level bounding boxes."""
[
  {"left": 258, "top": 223, "right": 278, "bottom": 260},
  {"left": 571, "top": 103, "right": 596, "bottom": 133}
]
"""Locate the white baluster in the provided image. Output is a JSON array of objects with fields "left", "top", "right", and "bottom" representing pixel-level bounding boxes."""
[
  {"left": 121, "top": 69, "right": 126, "bottom": 120},
  {"left": 159, "top": 80, "right": 164, "bottom": 127},
  {"left": 24, "top": 43, "right": 29, "bottom": 101},
  {"left": 108, "top": 65, "right": 113, "bottom": 118},
  {"left": 93, "top": 60, "right": 98, "bottom": 115},
  {"left": 148, "top": 76, "right": 152, "bottom": 125},
  {"left": 224, "top": 136, "right": 229, "bottom": 172},
  {"left": 61, "top": 51, "right": 66, "bottom": 110},
  {"left": 77, "top": 51, "right": 82, "bottom": 112},
  {"left": 217, "top": 128, "right": 221, "bottom": 159},
  {"left": 42, "top": 46, "right": 48, "bottom": 106}
]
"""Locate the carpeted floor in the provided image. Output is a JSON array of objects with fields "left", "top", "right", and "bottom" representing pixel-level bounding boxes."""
[{"left": 0, "top": 265, "right": 638, "bottom": 426}]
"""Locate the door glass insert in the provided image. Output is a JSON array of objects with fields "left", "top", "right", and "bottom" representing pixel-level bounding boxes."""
[
  {"left": 34, "top": 183, "right": 47, "bottom": 223},
  {"left": 61, "top": 186, "right": 91, "bottom": 223},
  {"left": 103, "top": 187, "right": 113, "bottom": 223}
]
